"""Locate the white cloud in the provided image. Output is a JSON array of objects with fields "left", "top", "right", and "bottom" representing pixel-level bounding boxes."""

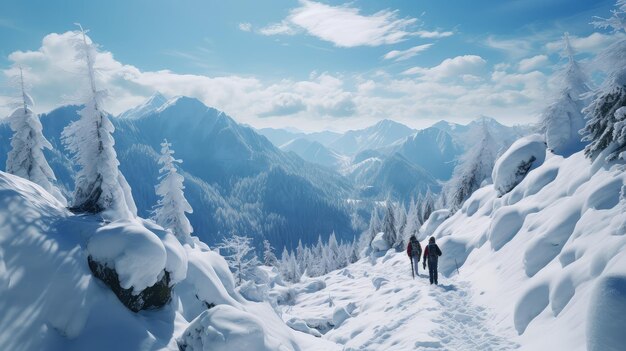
[
  {"left": 403, "top": 55, "right": 487, "bottom": 80},
  {"left": 238, "top": 22, "right": 252, "bottom": 32},
  {"left": 518, "top": 54, "right": 549, "bottom": 72},
  {"left": 258, "top": 21, "right": 297, "bottom": 36},
  {"left": 484, "top": 35, "right": 534, "bottom": 58},
  {"left": 545, "top": 32, "right": 626, "bottom": 54},
  {"left": 262, "top": 0, "right": 418, "bottom": 47},
  {"left": 415, "top": 30, "right": 453, "bottom": 39},
  {"left": 383, "top": 44, "right": 433, "bottom": 61},
  {"left": 1, "top": 31, "right": 553, "bottom": 131}
]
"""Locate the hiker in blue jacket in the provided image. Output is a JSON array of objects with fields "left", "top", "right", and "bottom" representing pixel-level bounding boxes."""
[{"left": 423, "top": 236, "right": 442, "bottom": 285}]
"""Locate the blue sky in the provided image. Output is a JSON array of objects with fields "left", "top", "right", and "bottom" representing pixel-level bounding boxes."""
[{"left": 0, "top": 0, "right": 621, "bottom": 131}]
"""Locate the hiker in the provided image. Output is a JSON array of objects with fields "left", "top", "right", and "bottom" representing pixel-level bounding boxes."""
[
  {"left": 406, "top": 235, "right": 422, "bottom": 277},
  {"left": 423, "top": 236, "right": 442, "bottom": 285}
]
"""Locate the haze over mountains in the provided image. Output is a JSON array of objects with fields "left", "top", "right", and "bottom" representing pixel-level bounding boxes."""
[{"left": 0, "top": 93, "right": 529, "bottom": 251}]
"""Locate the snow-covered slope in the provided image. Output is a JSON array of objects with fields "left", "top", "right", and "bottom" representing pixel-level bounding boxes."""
[
  {"left": 0, "top": 170, "right": 331, "bottom": 351},
  {"left": 280, "top": 138, "right": 348, "bottom": 169},
  {"left": 432, "top": 144, "right": 626, "bottom": 350}
]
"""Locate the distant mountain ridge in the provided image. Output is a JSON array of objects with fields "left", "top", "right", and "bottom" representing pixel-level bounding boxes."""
[{"left": 0, "top": 96, "right": 358, "bottom": 252}]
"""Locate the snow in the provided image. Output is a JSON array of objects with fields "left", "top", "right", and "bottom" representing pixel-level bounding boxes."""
[
  {"left": 419, "top": 209, "right": 451, "bottom": 241},
  {"left": 88, "top": 220, "right": 167, "bottom": 292},
  {"left": 431, "top": 147, "right": 626, "bottom": 349},
  {"left": 370, "top": 232, "right": 389, "bottom": 251},
  {"left": 492, "top": 134, "right": 547, "bottom": 196},
  {"left": 0, "top": 170, "right": 324, "bottom": 351}
]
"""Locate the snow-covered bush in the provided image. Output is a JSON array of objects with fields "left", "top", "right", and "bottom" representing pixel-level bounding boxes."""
[
  {"left": 492, "top": 134, "right": 547, "bottom": 196},
  {"left": 370, "top": 232, "right": 390, "bottom": 251},
  {"left": 153, "top": 139, "right": 194, "bottom": 245},
  {"left": 219, "top": 234, "right": 259, "bottom": 286}
]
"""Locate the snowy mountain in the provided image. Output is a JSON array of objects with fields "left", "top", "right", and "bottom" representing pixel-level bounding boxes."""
[
  {"left": 329, "top": 119, "right": 416, "bottom": 156},
  {"left": 432, "top": 116, "right": 529, "bottom": 152},
  {"left": 257, "top": 128, "right": 342, "bottom": 148},
  {"left": 118, "top": 92, "right": 168, "bottom": 119},
  {"left": 280, "top": 138, "right": 347, "bottom": 169},
  {"left": 0, "top": 97, "right": 358, "bottom": 251},
  {"left": 391, "top": 127, "right": 464, "bottom": 181},
  {"left": 344, "top": 152, "right": 439, "bottom": 201}
]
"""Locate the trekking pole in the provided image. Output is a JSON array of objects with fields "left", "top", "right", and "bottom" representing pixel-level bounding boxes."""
[
  {"left": 455, "top": 258, "right": 460, "bottom": 275},
  {"left": 410, "top": 257, "right": 415, "bottom": 279}
]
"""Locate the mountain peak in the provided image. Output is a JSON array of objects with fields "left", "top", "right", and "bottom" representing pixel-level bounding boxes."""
[
  {"left": 156, "top": 96, "right": 210, "bottom": 114},
  {"left": 118, "top": 92, "right": 168, "bottom": 119}
]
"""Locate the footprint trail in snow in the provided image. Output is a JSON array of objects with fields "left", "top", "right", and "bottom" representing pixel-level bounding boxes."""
[{"left": 279, "top": 253, "right": 519, "bottom": 351}]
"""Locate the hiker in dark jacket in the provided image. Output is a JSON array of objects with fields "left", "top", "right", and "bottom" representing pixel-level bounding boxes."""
[
  {"left": 423, "top": 236, "right": 442, "bottom": 285},
  {"left": 406, "top": 235, "right": 422, "bottom": 276}
]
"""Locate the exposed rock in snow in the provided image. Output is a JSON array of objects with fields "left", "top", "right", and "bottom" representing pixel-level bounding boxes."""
[{"left": 492, "top": 134, "right": 547, "bottom": 196}]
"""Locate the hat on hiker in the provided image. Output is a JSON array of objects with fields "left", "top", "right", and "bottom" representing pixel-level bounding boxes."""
[{"left": 429, "top": 236, "right": 436, "bottom": 243}]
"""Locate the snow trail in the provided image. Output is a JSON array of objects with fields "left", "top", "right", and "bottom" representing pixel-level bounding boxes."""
[{"left": 280, "top": 252, "right": 519, "bottom": 350}]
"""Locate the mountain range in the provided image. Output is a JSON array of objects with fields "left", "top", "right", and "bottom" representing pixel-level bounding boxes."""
[{"left": 0, "top": 94, "right": 529, "bottom": 249}]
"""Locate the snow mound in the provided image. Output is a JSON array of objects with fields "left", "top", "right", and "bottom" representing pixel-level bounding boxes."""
[
  {"left": 287, "top": 317, "right": 322, "bottom": 337},
  {"left": 88, "top": 220, "right": 167, "bottom": 293},
  {"left": 178, "top": 304, "right": 303, "bottom": 351},
  {"left": 370, "top": 232, "right": 390, "bottom": 251},
  {"left": 492, "top": 134, "right": 546, "bottom": 196},
  {"left": 432, "top": 148, "right": 626, "bottom": 349},
  {"left": 419, "top": 209, "right": 451, "bottom": 241},
  {"left": 178, "top": 305, "right": 267, "bottom": 351}
]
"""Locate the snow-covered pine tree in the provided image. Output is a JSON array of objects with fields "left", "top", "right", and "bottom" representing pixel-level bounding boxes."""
[
  {"left": 219, "top": 234, "right": 259, "bottom": 286},
  {"left": 421, "top": 189, "right": 435, "bottom": 222},
  {"left": 262, "top": 239, "right": 278, "bottom": 266},
  {"left": 394, "top": 203, "right": 407, "bottom": 247},
  {"left": 153, "top": 139, "right": 193, "bottom": 245},
  {"left": 6, "top": 67, "right": 66, "bottom": 204},
  {"left": 404, "top": 198, "right": 421, "bottom": 240},
  {"left": 540, "top": 33, "right": 590, "bottom": 156},
  {"left": 444, "top": 121, "right": 500, "bottom": 212},
  {"left": 582, "top": 2, "right": 626, "bottom": 161},
  {"left": 62, "top": 25, "right": 136, "bottom": 218},
  {"left": 382, "top": 201, "right": 398, "bottom": 249}
]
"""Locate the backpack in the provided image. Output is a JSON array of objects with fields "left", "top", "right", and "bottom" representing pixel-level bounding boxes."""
[
  {"left": 410, "top": 238, "right": 421, "bottom": 257},
  {"left": 428, "top": 243, "right": 439, "bottom": 259}
]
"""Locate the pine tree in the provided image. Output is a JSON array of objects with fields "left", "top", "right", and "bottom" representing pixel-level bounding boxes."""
[
  {"left": 219, "top": 234, "right": 259, "bottom": 286},
  {"left": 6, "top": 67, "right": 65, "bottom": 204},
  {"left": 153, "top": 140, "right": 193, "bottom": 245},
  {"left": 540, "top": 33, "right": 590, "bottom": 156},
  {"left": 421, "top": 189, "right": 435, "bottom": 222},
  {"left": 382, "top": 201, "right": 398, "bottom": 249},
  {"left": 394, "top": 203, "right": 407, "bottom": 246},
  {"left": 444, "top": 122, "right": 499, "bottom": 212},
  {"left": 262, "top": 239, "right": 278, "bottom": 266},
  {"left": 582, "top": 2, "right": 626, "bottom": 161},
  {"left": 405, "top": 198, "right": 421, "bottom": 240},
  {"left": 62, "top": 25, "right": 135, "bottom": 218}
]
